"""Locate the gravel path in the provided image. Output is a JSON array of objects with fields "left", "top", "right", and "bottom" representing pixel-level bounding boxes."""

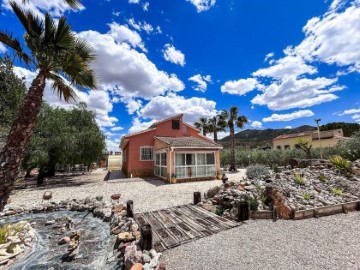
[
  {"left": 162, "top": 212, "right": 360, "bottom": 270},
  {"left": 8, "top": 170, "right": 246, "bottom": 213}
]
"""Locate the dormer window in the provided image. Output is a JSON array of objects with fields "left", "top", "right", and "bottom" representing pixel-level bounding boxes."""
[{"left": 172, "top": 120, "right": 180, "bottom": 130}]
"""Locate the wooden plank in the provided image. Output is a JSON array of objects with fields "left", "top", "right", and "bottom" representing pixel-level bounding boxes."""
[
  {"left": 250, "top": 210, "right": 273, "bottom": 219},
  {"left": 180, "top": 205, "right": 222, "bottom": 233},
  {"left": 192, "top": 205, "right": 238, "bottom": 226}
]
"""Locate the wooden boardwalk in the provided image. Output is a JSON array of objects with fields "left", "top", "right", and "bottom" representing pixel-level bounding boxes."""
[{"left": 134, "top": 204, "right": 240, "bottom": 252}]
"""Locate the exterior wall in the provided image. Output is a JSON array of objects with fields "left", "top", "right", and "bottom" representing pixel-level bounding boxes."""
[{"left": 273, "top": 134, "right": 342, "bottom": 150}]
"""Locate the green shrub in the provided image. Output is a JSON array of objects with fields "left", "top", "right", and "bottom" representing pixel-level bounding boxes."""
[
  {"left": 302, "top": 192, "right": 311, "bottom": 200},
  {"left": 273, "top": 166, "right": 281, "bottom": 173},
  {"left": 0, "top": 223, "right": 24, "bottom": 244},
  {"left": 260, "top": 194, "right": 271, "bottom": 205},
  {"left": 207, "top": 186, "right": 221, "bottom": 198},
  {"left": 293, "top": 173, "right": 305, "bottom": 185},
  {"left": 246, "top": 164, "right": 270, "bottom": 179},
  {"left": 248, "top": 197, "right": 259, "bottom": 211},
  {"left": 329, "top": 155, "right": 351, "bottom": 171},
  {"left": 331, "top": 187, "right": 344, "bottom": 196},
  {"left": 215, "top": 206, "right": 224, "bottom": 216},
  {"left": 319, "top": 173, "right": 328, "bottom": 182}
]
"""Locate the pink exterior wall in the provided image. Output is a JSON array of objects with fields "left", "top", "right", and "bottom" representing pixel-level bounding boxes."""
[{"left": 122, "top": 115, "right": 220, "bottom": 178}]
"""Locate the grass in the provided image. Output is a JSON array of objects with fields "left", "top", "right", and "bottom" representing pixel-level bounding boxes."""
[
  {"left": 319, "top": 173, "right": 328, "bottom": 183},
  {"left": 331, "top": 187, "right": 344, "bottom": 196},
  {"left": 329, "top": 155, "right": 351, "bottom": 171},
  {"left": 0, "top": 222, "right": 25, "bottom": 244},
  {"left": 302, "top": 192, "right": 311, "bottom": 200},
  {"left": 293, "top": 173, "right": 305, "bottom": 185}
]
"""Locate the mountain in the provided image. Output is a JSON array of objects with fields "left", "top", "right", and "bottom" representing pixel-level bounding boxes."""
[{"left": 219, "top": 125, "right": 317, "bottom": 149}]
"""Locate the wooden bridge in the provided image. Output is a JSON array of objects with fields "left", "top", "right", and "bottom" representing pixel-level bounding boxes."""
[{"left": 135, "top": 204, "right": 240, "bottom": 252}]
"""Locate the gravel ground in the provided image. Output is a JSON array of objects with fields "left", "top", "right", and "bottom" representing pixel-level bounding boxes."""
[
  {"left": 7, "top": 170, "right": 246, "bottom": 213},
  {"left": 162, "top": 212, "right": 360, "bottom": 270}
]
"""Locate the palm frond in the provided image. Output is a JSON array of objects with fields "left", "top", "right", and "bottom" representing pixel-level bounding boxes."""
[
  {"left": 236, "top": 115, "right": 248, "bottom": 129},
  {"left": 0, "top": 32, "right": 31, "bottom": 64},
  {"left": 54, "top": 17, "right": 74, "bottom": 48},
  {"left": 44, "top": 13, "right": 56, "bottom": 45},
  {"left": 48, "top": 72, "right": 77, "bottom": 102}
]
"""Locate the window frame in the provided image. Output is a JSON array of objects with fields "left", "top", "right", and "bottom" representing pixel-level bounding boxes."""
[
  {"left": 154, "top": 150, "right": 167, "bottom": 178},
  {"left": 174, "top": 151, "right": 216, "bottom": 179},
  {"left": 139, "top": 146, "right": 154, "bottom": 161},
  {"left": 172, "top": 120, "right": 180, "bottom": 130}
]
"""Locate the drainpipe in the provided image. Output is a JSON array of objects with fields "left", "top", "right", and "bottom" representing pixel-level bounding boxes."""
[{"left": 169, "top": 146, "right": 174, "bottom": 181}]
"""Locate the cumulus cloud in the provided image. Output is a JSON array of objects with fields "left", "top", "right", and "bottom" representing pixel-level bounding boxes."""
[
  {"left": 186, "top": 0, "right": 216, "bottom": 12},
  {"left": 127, "top": 18, "right": 160, "bottom": 34},
  {"left": 128, "top": 117, "right": 156, "bottom": 134},
  {"left": 163, "top": 44, "right": 186, "bottom": 66},
  {"left": 188, "top": 74, "right": 212, "bottom": 92},
  {"left": 143, "top": 2, "right": 149, "bottom": 11},
  {"left": 251, "top": 77, "right": 343, "bottom": 111},
  {"left": 263, "top": 110, "right": 314, "bottom": 122},
  {"left": 221, "top": 78, "right": 258, "bottom": 96},
  {"left": 108, "top": 22, "right": 146, "bottom": 51},
  {"left": 111, "top": 126, "right": 124, "bottom": 131},
  {"left": 352, "top": 114, "right": 360, "bottom": 119},
  {"left": 2, "top": 0, "right": 84, "bottom": 18},
  {"left": 77, "top": 29, "right": 185, "bottom": 102},
  {"left": 338, "top": 108, "right": 360, "bottom": 115},
  {"left": 264, "top": 52, "right": 274, "bottom": 62},
  {"left": 0, "top": 43, "right": 7, "bottom": 53},
  {"left": 250, "top": 121, "right": 263, "bottom": 129},
  {"left": 284, "top": 126, "right": 292, "bottom": 129},
  {"left": 129, "top": 0, "right": 140, "bottom": 3},
  {"left": 139, "top": 94, "right": 217, "bottom": 124}
]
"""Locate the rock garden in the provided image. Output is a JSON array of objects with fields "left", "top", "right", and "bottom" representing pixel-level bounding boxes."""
[
  {"left": 0, "top": 196, "right": 165, "bottom": 270},
  {"left": 200, "top": 157, "right": 360, "bottom": 220}
]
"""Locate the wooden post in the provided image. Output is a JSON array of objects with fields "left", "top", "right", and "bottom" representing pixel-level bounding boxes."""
[
  {"left": 193, "top": 192, "right": 201, "bottom": 205},
  {"left": 272, "top": 206, "right": 277, "bottom": 222},
  {"left": 141, "top": 223, "right": 152, "bottom": 251},
  {"left": 313, "top": 209, "right": 319, "bottom": 218},
  {"left": 342, "top": 205, "right": 348, "bottom": 214},
  {"left": 237, "top": 201, "right": 249, "bottom": 222},
  {"left": 127, "top": 200, "right": 134, "bottom": 218}
]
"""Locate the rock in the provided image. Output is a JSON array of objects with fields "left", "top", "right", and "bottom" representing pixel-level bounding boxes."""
[
  {"left": 112, "top": 204, "right": 124, "bottom": 214},
  {"left": 133, "top": 231, "right": 141, "bottom": 241},
  {"left": 112, "top": 226, "right": 122, "bottom": 235},
  {"left": 131, "top": 263, "right": 143, "bottom": 270},
  {"left": 45, "top": 220, "right": 56, "bottom": 225},
  {"left": 244, "top": 185, "right": 255, "bottom": 191},
  {"left": 156, "top": 262, "right": 167, "bottom": 270},
  {"left": 149, "top": 249, "right": 157, "bottom": 259},
  {"left": 118, "top": 232, "right": 135, "bottom": 242},
  {"left": 58, "top": 236, "right": 70, "bottom": 245},
  {"left": 141, "top": 253, "right": 151, "bottom": 264},
  {"left": 131, "top": 223, "right": 139, "bottom": 232},
  {"left": 4, "top": 210, "right": 16, "bottom": 216}
]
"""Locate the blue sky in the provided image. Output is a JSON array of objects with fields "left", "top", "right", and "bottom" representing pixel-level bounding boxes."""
[{"left": 1, "top": 0, "right": 360, "bottom": 150}]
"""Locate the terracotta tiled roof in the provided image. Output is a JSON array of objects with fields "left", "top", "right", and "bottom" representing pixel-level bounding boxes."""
[
  {"left": 154, "top": 136, "right": 223, "bottom": 149},
  {"left": 273, "top": 131, "right": 315, "bottom": 140}
]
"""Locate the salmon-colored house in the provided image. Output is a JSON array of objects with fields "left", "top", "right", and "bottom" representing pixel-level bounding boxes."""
[{"left": 120, "top": 114, "right": 222, "bottom": 183}]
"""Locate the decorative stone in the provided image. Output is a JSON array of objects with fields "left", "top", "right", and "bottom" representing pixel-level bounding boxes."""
[
  {"left": 131, "top": 263, "right": 144, "bottom": 270},
  {"left": 58, "top": 236, "right": 70, "bottom": 245},
  {"left": 118, "top": 232, "right": 135, "bottom": 242},
  {"left": 45, "top": 220, "right": 56, "bottom": 225}
]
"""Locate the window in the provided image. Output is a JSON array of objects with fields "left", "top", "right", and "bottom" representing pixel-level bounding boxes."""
[
  {"left": 155, "top": 152, "right": 167, "bottom": 178},
  {"left": 276, "top": 146, "right": 281, "bottom": 150},
  {"left": 140, "top": 147, "right": 153, "bottom": 161},
  {"left": 284, "top": 145, "right": 290, "bottom": 150},
  {"left": 172, "top": 120, "right": 180, "bottom": 130},
  {"left": 175, "top": 152, "right": 216, "bottom": 179}
]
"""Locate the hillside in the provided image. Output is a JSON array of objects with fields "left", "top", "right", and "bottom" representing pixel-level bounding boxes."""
[
  {"left": 219, "top": 122, "right": 360, "bottom": 149},
  {"left": 219, "top": 125, "right": 316, "bottom": 149}
]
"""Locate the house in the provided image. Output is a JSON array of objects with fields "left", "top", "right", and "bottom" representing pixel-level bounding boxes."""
[
  {"left": 272, "top": 128, "right": 347, "bottom": 150},
  {"left": 120, "top": 114, "right": 223, "bottom": 182}
]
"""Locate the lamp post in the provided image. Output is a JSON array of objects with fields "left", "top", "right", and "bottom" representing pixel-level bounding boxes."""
[{"left": 314, "top": 119, "right": 323, "bottom": 159}]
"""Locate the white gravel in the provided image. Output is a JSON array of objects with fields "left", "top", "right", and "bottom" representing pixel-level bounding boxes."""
[
  {"left": 8, "top": 170, "right": 246, "bottom": 213},
  {"left": 162, "top": 212, "right": 360, "bottom": 270}
]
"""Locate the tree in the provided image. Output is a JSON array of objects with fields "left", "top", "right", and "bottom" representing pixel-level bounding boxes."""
[
  {"left": 0, "top": 2, "right": 97, "bottom": 211},
  {"left": 295, "top": 139, "right": 313, "bottom": 159},
  {"left": 0, "top": 55, "right": 26, "bottom": 133},
  {"left": 207, "top": 112, "right": 226, "bottom": 143},
  {"left": 23, "top": 103, "right": 106, "bottom": 185},
  {"left": 222, "top": 106, "right": 248, "bottom": 171},
  {"left": 194, "top": 117, "right": 209, "bottom": 136}
]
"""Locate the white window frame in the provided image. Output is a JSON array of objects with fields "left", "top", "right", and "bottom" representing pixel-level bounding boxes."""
[
  {"left": 140, "top": 146, "right": 154, "bottom": 161},
  {"left": 174, "top": 151, "right": 216, "bottom": 179},
  {"left": 154, "top": 150, "right": 167, "bottom": 178}
]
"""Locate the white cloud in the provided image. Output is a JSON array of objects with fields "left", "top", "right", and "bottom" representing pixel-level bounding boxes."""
[
  {"left": 250, "top": 121, "right": 263, "bottom": 129},
  {"left": 143, "top": 2, "right": 149, "bottom": 11},
  {"left": 139, "top": 94, "right": 217, "bottom": 124},
  {"left": 339, "top": 108, "right": 360, "bottom": 115},
  {"left": 251, "top": 76, "right": 343, "bottom": 110},
  {"left": 221, "top": 78, "right": 259, "bottom": 96},
  {"left": 77, "top": 29, "right": 185, "bottom": 101},
  {"left": 112, "top": 10, "right": 121, "bottom": 17},
  {"left": 163, "top": 44, "right": 186, "bottom": 66},
  {"left": 188, "top": 74, "right": 212, "bottom": 92},
  {"left": 121, "top": 97, "right": 143, "bottom": 114},
  {"left": 0, "top": 43, "right": 7, "bottom": 53},
  {"left": 129, "top": 0, "right": 140, "bottom": 3},
  {"left": 108, "top": 22, "right": 146, "bottom": 51},
  {"left": 111, "top": 126, "right": 124, "bottom": 131},
  {"left": 127, "top": 18, "right": 157, "bottom": 34},
  {"left": 128, "top": 117, "right": 156, "bottom": 134},
  {"left": 263, "top": 110, "right": 314, "bottom": 122},
  {"left": 295, "top": 1, "right": 360, "bottom": 73},
  {"left": 284, "top": 126, "right": 292, "bottom": 129},
  {"left": 13, "top": 66, "right": 118, "bottom": 128},
  {"left": 2, "top": 0, "right": 84, "bottom": 18},
  {"left": 352, "top": 114, "right": 360, "bottom": 119},
  {"left": 264, "top": 52, "right": 274, "bottom": 62},
  {"left": 186, "top": 0, "right": 216, "bottom": 12}
]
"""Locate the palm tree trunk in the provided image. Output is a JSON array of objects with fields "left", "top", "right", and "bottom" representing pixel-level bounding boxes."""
[
  {"left": 229, "top": 128, "right": 236, "bottom": 171},
  {"left": 0, "top": 71, "right": 47, "bottom": 211},
  {"left": 214, "top": 130, "right": 218, "bottom": 143}
]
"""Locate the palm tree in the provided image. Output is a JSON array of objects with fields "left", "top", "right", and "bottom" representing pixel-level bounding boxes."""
[
  {"left": 0, "top": 1, "right": 97, "bottom": 211},
  {"left": 222, "top": 106, "right": 248, "bottom": 171},
  {"left": 207, "top": 113, "right": 227, "bottom": 143},
  {"left": 194, "top": 117, "right": 209, "bottom": 136}
]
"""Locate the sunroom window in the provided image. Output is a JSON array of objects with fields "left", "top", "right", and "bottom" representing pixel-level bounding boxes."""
[{"left": 175, "top": 152, "right": 215, "bottom": 179}]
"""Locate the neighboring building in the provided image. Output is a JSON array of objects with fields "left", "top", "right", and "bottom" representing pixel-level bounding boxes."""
[
  {"left": 272, "top": 128, "right": 347, "bottom": 150},
  {"left": 120, "top": 114, "right": 222, "bottom": 182}
]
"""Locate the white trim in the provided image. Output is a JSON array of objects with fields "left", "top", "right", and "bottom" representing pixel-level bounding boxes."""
[
  {"left": 174, "top": 151, "right": 216, "bottom": 179},
  {"left": 139, "top": 146, "right": 154, "bottom": 161},
  {"left": 154, "top": 151, "right": 167, "bottom": 178}
]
